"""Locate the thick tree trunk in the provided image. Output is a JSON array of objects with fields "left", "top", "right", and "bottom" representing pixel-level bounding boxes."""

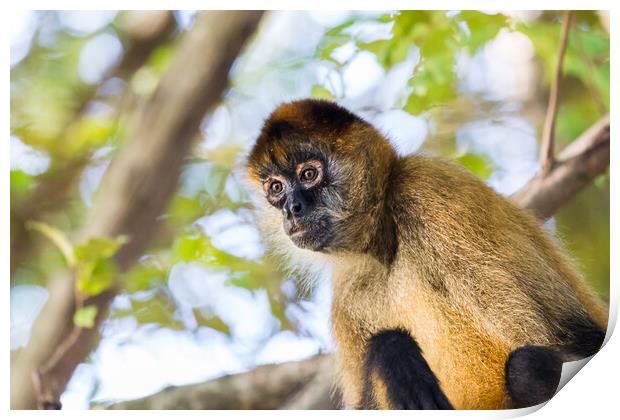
[{"left": 10, "top": 11, "right": 265, "bottom": 410}]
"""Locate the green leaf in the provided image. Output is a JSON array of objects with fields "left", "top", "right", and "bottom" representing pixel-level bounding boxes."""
[
  {"left": 76, "top": 259, "right": 118, "bottom": 296},
  {"left": 229, "top": 271, "right": 263, "bottom": 290},
  {"left": 457, "top": 153, "right": 494, "bottom": 180},
  {"left": 459, "top": 11, "right": 508, "bottom": 53},
  {"left": 405, "top": 53, "right": 456, "bottom": 115},
  {"left": 73, "top": 305, "right": 98, "bottom": 328},
  {"left": 10, "top": 170, "right": 34, "bottom": 197},
  {"left": 357, "top": 39, "right": 392, "bottom": 67},
  {"left": 555, "top": 94, "right": 600, "bottom": 143},
  {"left": 310, "top": 84, "right": 334, "bottom": 100},
  {"left": 193, "top": 310, "right": 231, "bottom": 335},
  {"left": 317, "top": 13, "right": 398, "bottom": 63},
  {"left": 167, "top": 195, "right": 206, "bottom": 226},
  {"left": 325, "top": 17, "right": 357, "bottom": 37},
  {"left": 63, "top": 116, "right": 115, "bottom": 156},
  {"left": 74, "top": 235, "right": 128, "bottom": 295},
  {"left": 573, "top": 10, "right": 602, "bottom": 27},
  {"left": 316, "top": 18, "right": 356, "bottom": 62},
  {"left": 124, "top": 263, "right": 168, "bottom": 293},
  {"left": 172, "top": 232, "right": 211, "bottom": 262},
  {"left": 74, "top": 236, "right": 127, "bottom": 262},
  {"left": 115, "top": 294, "right": 183, "bottom": 330},
  {"left": 406, "top": 11, "right": 456, "bottom": 56},
  {"left": 268, "top": 293, "right": 292, "bottom": 331}
]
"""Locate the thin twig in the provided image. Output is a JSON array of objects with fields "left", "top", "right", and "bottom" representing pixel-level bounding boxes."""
[{"left": 539, "top": 11, "right": 572, "bottom": 175}]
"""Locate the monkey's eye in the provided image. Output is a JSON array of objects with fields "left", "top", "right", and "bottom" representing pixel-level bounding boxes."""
[
  {"left": 300, "top": 167, "right": 318, "bottom": 182},
  {"left": 269, "top": 180, "right": 283, "bottom": 194}
]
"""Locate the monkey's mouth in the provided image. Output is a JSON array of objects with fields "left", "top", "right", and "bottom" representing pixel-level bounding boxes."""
[
  {"left": 285, "top": 217, "right": 331, "bottom": 251},
  {"left": 288, "top": 224, "right": 306, "bottom": 235}
]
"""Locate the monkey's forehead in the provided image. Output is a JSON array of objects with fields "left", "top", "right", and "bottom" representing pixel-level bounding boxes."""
[{"left": 247, "top": 99, "right": 365, "bottom": 179}]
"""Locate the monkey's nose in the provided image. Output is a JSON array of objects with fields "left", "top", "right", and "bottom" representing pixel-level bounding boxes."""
[
  {"left": 284, "top": 198, "right": 305, "bottom": 219},
  {"left": 291, "top": 200, "right": 303, "bottom": 215}
]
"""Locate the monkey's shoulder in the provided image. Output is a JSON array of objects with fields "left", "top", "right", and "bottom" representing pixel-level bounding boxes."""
[
  {"left": 389, "top": 155, "right": 534, "bottom": 233},
  {"left": 391, "top": 155, "right": 497, "bottom": 203},
  {"left": 386, "top": 154, "right": 559, "bottom": 276}
]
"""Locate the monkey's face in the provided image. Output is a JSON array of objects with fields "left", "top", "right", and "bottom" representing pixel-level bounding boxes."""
[
  {"left": 247, "top": 99, "right": 397, "bottom": 255},
  {"left": 259, "top": 156, "right": 338, "bottom": 252}
]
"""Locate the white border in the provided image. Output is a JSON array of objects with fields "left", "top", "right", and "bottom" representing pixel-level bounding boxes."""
[{"left": 3, "top": 3, "right": 617, "bottom": 419}]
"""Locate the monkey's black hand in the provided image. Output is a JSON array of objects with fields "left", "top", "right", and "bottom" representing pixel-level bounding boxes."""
[
  {"left": 362, "top": 329, "right": 453, "bottom": 410},
  {"left": 505, "top": 345, "right": 562, "bottom": 408}
]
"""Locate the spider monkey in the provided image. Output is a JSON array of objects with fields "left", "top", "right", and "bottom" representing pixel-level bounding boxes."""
[{"left": 245, "top": 99, "right": 607, "bottom": 409}]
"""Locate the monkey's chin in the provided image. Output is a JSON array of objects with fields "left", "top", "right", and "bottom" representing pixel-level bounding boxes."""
[{"left": 289, "top": 231, "right": 327, "bottom": 252}]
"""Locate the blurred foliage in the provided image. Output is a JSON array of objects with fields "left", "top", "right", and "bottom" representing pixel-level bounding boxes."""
[
  {"left": 556, "top": 178, "right": 610, "bottom": 301},
  {"left": 74, "top": 236, "right": 127, "bottom": 296},
  {"left": 520, "top": 12, "right": 609, "bottom": 146},
  {"left": 317, "top": 11, "right": 509, "bottom": 114},
  {"left": 457, "top": 153, "right": 494, "bottom": 180},
  {"left": 26, "top": 218, "right": 128, "bottom": 299},
  {"left": 114, "top": 291, "right": 184, "bottom": 330},
  {"left": 74, "top": 305, "right": 99, "bottom": 328},
  {"left": 10, "top": 10, "right": 609, "bottom": 386}
]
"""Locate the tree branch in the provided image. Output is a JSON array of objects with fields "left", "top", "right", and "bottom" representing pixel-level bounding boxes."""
[
  {"left": 10, "top": 11, "right": 265, "bottom": 410},
  {"left": 511, "top": 114, "right": 609, "bottom": 220},
  {"left": 102, "top": 355, "right": 338, "bottom": 410},
  {"left": 539, "top": 10, "right": 572, "bottom": 175}
]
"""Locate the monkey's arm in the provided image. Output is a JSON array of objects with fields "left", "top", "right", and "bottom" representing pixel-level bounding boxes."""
[{"left": 361, "top": 329, "right": 453, "bottom": 410}]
